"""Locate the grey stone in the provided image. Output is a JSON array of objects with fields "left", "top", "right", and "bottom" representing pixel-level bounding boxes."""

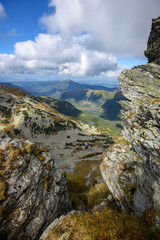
[
  {"left": 0, "top": 132, "right": 72, "bottom": 240},
  {"left": 101, "top": 16, "right": 160, "bottom": 215}
]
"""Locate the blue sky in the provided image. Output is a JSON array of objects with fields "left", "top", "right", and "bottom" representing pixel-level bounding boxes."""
[
  {"left": 0, "top": 0, "right": 48, "bottom": 53},
  {"left": 0, "top": 0, "right": 159, "bottom": 84}
]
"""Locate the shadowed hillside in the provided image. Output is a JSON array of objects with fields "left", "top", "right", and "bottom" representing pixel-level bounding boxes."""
[{"left": 101, "top": 91, "right": 126, "bottom": 120}]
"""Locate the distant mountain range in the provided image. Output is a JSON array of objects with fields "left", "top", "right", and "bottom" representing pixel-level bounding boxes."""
[
  {"left": 0, "top": 82, "right": 21, "bottom": 88},
  {"left": 11, "top": 79, "right": 118, "bottom": 96},
  {"left": 0, "top": 79, "right": 123, "bottom": 128}
]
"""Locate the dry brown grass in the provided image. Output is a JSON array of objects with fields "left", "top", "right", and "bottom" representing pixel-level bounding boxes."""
[{"left": 43, "top": 208, "right": 160, "bottom": 240}]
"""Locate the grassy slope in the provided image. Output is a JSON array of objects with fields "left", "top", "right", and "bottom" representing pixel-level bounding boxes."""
[
  {"left": 76, "top": 110, "right": 122, "bottom": 136},
  {"left": 51, "top": 89, "right": 123, "bottom": 136},
  {"left": 39, "top": 96, "right": 82, "bottom": 117}
]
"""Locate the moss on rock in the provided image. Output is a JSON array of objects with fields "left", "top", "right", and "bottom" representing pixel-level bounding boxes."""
[
  {"left": 87, "top": 183, "right": 110, "bottom": 209},
  {"left": 40, "top": 207, "right": 160, "bottom": 240}
]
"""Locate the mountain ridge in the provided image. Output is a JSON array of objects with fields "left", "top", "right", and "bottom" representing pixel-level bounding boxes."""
[{"left": 12, "top": 79, "right": 118, "bottom": 96}]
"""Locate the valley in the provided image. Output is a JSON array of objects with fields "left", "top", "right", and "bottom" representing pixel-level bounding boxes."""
[
  {"left": 0, "top": 84, "right": 115, "bottom": 214},
  {"left": 7, "top": 79, "right": 124, "bottom": 135},
  {"left": 0, "top": 0, "right": 159, "bottom": 237},
  {"left": 1, "top": 18, "right": 160, "bottom": 237},
  {"left": 0, "top": 77, "right": 128, "bottom": 220}
]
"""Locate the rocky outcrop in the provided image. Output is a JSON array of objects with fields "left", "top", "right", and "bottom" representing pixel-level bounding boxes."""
[
  {"left": 0, "top": 131, "right": 71, "bottom": 240},
  {"left": 101, "top": 17, "right": 160, "bottom": 216},
  {"left": 144, "top": 16, "right": 160, "bottom": 64}
]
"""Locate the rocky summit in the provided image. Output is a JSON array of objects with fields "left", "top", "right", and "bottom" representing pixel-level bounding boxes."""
[{"left": 101, "top": 16, "right": 160, "bottom": 219}]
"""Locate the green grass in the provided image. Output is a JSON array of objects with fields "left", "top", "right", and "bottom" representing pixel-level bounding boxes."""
[
  {"left": 87, "top": 183, "right": 111, "bottom": 209},
  {"left": 66, "top": 160, "right": 103, "bottom": 209},
  {"left": 69, "top": 99, "right": 103, "bottom": 115},
  {"left": 65, "top": 99, "right": 122, "bottom": 136},
  {"left": 57, "top": 89, "right": 124, "bottom": 136},
  {"left": 77, "top": 112, "right": 122, "bottom": 136}
]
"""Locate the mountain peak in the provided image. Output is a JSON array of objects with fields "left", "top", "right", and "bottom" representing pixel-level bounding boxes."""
[{"left": 64, "top": 79, "right": 74, "bottom": 83}]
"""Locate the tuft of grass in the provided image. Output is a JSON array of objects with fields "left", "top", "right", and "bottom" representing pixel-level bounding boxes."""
[
  {"left": 143, "top": 209, "right": 160, "bottom": 230},
  {"left": 1, "top": 119, "right": 10, "bottom": 124},
  {"left": 151, "top": 98, "right": 160, "bottom": 104},
  {"left": 43, "top": 207, "right": 160, "bottom": 240},
  {"left": 45, "top": 162, "right": 51, "bottom": 170},
  {"left": 0, "top": 180, "right": 6, "bottom": 201},
  {"left": 33, "top": 148, "right": 46, "bottom": 161},
  {"left": 22, "top": 110, "right": 29, "bottom": 120},
  {"left": 87, "top": 183, "right": 111, "bottom": 209},
  {"left": 66, "top": 160, "right": 103, "bottom": 209},
  {"left": 42, "top": 174, "right": 50, "bottom": 190},
  {"left": 24, "top": 142, "right": 35, "bottom": 155},
  {"left": 67, "top": 177, "right": 89, "bottom": 208},
  {"left": 113, "top": 136, "right": 130, "bottom": 146}
]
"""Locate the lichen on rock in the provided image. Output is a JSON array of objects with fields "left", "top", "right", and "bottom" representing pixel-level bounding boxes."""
[
  {"left": 0, "top": 131, "right": 72, "bottom": 240},
  {"left": 101, "top": 16, "right": 160, "bottom": 217},
  {"left": 144, "top": 16, "right": 160, "bottom": 64}
]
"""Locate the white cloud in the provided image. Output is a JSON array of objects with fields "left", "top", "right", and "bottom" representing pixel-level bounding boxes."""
[
  {"left": 103, "top": 65, "right": 129, "bottom": 78},
  {"left": 40, "top": 0, "right": 160, "bottom": 58},
  {"left": 1, "top": 0, "right": 159, "bottom": 77},
  {"left": 59, "top": 50, "right": 117, "bottom": 76},
  {"left": 0, "top": 53, "right": 59, "bottom": 75},
  {"left": 14, "top": 34, "right": 82, "bottom": 63},
  {"left": 0, "top": 54, "right": 26, "bottom": 74},
  {"left": 0, "top": 33, "right": 119, "bottom": 76},
  {"left": 0, "top": 3, "right": 6, "bottom": 18}
]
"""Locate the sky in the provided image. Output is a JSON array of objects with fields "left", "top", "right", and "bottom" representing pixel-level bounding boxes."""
[{"left": 0, "top": 0, "right": 160, "bottom": 84}]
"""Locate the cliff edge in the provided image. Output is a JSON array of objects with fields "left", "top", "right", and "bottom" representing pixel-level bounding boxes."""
[{"left": 101, "top": 16, "right": 160, "bottom": 217}]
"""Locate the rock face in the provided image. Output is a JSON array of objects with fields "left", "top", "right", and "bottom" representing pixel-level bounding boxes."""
[
  {"left": 0, "top": 131, "right": 72, "bottom": 240},
  {"left": 144, "top": 16, "right": 160, "bottom": 64},
  {"left": 101, "top": 17, "right": 160, "bottom": 215}
]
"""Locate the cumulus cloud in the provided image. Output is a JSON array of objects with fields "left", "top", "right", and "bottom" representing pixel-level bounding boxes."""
[
  {"left": 102, "top": 65, "right": 129, "bottom": 78},
  {"left": 41, "top": 0, "right": 160, "bottom": 58},
  {"left": 0, "top": 33, "right": 119, "bottom": 76},
  {"left": 0, "top": 54, "right": 26, "bottom": 74},
  {"left": 1, "top": 0, "right": 159, "bottom": 77},
  {"left": 0, "top": 53, "right": 59, "bottom": 75},
  {"left": 0, "top": 3, "right": 6, "bottom": 18},
  {"left": 58, "top": 50, "right": 118, "bottom": 76}
]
